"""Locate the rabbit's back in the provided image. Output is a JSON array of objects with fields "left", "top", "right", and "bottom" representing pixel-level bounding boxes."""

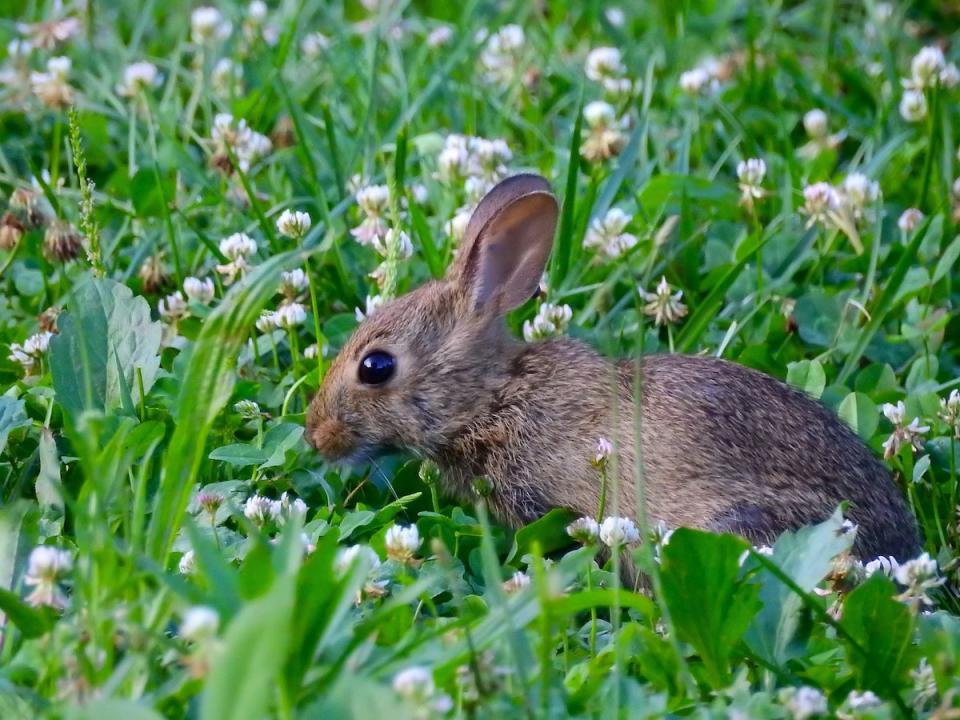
[{"left": 628, "top": 354, "right": 919, "bottom": 560}]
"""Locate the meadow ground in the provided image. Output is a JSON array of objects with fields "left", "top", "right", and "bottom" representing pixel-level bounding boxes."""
[{"left": 1, "top": 0, "right": 960, "bottom": 718}]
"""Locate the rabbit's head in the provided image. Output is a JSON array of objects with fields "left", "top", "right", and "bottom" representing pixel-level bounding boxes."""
[{"left": 306, "top": 174, "right": 558, "bottom": 463}]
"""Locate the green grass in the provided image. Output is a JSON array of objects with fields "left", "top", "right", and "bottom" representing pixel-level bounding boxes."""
[{"left": 1, "top": 0, "right": 960, "bottom": 717}]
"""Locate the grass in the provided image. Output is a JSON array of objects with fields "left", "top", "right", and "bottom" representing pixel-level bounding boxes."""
[{"left": 1, "top": 0, "right": 960, "bottom": 718}]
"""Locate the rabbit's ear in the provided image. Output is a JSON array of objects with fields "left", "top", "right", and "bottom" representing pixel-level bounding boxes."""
[{"left": 452, "top": 174, "right": 558, "bottom": 314}]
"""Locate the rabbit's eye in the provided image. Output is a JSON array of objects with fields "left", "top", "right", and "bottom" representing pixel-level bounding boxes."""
[{"left": 358, "top": 350, "right": 395, "bottom": 385}]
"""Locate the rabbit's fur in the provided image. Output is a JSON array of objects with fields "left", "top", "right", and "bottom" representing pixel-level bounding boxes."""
[{"left": 306, "top": 174, "right": 920, "bottom": 561}]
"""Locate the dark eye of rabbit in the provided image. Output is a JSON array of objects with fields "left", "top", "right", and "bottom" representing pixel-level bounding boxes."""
[{"left": 358, "top": 351, "right": 396, "bottom": 385}]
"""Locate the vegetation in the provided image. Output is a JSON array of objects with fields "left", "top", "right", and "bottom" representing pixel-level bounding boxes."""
[{"left": 1, "top": 1, "right": 959, "bottom": 717}]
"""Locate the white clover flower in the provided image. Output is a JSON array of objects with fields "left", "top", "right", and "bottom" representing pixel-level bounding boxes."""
[
  {"left": 897, "top": 208, "right": 924, "bottom": 233},
  {"left": 7, "top": 38, "right": 32, "bottom": 59},
  {"left": 273, "top": 302, "right": 307, "bottom": 329},
  {"left": 865, "top": 555, "right": 900, "bottom": 578},
  {"left": 737, "top": 158, "right": 767, "bottom": 203},
  {"left": 159, "top": 291, "right": 189, "bottom": 322},
  {"left": 303, "top": 343, "right": 319, "bottom": 359},
  {"left": 278, "top": 492, "right": 308, "bottom": 525},
  {"left": 210, "top": 114, "right": 272, "bottom": 171},
  {"left": 24, "top": 546, "right": 72, "bottom": 608},
  {"left": 605, "top": 7, "right": 626, "bottom": 26},
  {"left": 256, "top": 310, "right": 277, "bottom": 333},
  {"left": 840, "top": 173, "right": 880, "bottom": 218},
  {"left": 10, "top": 331, "right": 53, "bottom": 372},
  {"left": 385, "top": 524, "right": 422, "bottom": 564},
  {"left": 844, "top": 690, "right": 881, "bottom": 711},
  {"left": 800, "top": 182, "right": 840, "bottom": 229},
  {"left": 30, "top": 56, "right": 73, "bottom": 108},
  {"left": 479, "top": 24, "right": 525, "bottom": 83},
  {"left": 427, "top": 25, "right": 453, "bottom": 48},
  {"left": 180, "top": 605, "right": 220, "bottom": 642},
  {"left": 234, "top": 399, "right": 261, "bottom": 418},
  {"left": 583, "top": 100, "right": 617, "bottom": 128},
  {"left": 178, "top": 549, "right": 197, "bottom": 575},
  {"left": 247, "top": 0, "right": 268, "bottom": 23},
  {"left": 909, "top": 46, "right": 945, "bottom": 89},
  {"left": 567, "top": 517, "right": 600, "bottom": 544},
  {"left": 183, "top": 276, "right": 215, "bottom": 304},
  {"left": 502, "top": 571, "right": 531, "bottom": 593},
  {"left": 355, "top": 294, "right": 385, "bottom": 322},
  {"left": 881, "top": 401, "right": 930, "bottom": 459},
  {"left": 446, "top": 207, "right": 473, "bottom": 242},
  {"left": 191, "top": 6, "right": 230, "bottom": 43},
  {"left": 219, "top": 232, "right": 258, "bottom": 260},
  {"left": 899, "top": 89, "right": 928, "bottom": 123},
  {"left": 244, "top": 494, "right": 280, "bottom": 527},
  {"left": 912, "top": 658, "right": 937, "bottom": 708},
  {"left": 940, "top": 62, "right": 960, "bottom": 88},
  {"left": 211, "top": 58, "right": 242, "bottom": 95},
  {"left": 351, "top": 184, "right": 391, "bottom": 246},
  {"left": 679, "top": 67, "right": 713, "bottom": 95},
  {"left": 371, "top": 228, "right": 413, "bottom": 260},
  {"left": 939, "top": 389, "right": 960, "bottom": 437},
  {"left": 279, "top": 268, "right": 309, "bottom": 297},
  {"left": 335, "top": 544, "right": 381, "bottom": 575},
  {"left": 584, "top": 207, "right": 637, "bottom": 259},
  {"left": 594, "top": 437, "right": 613, "bottom": 466},
  {"left": 803, "top": 109, "right": 829, "bottom": 139},
  {"left": 301, "top": 31, "right": 330, "bottom": 57},
  {"left": 522, "top": 302, "right": 573, "bottom": 342},
  {"left": 276, "top": 209, "right": 311, "bottom": 239},
  {"left": 392, "top": 666, "right": 453, "bottom": 712},
  {"left": 893, "top": 552, "right": 944, "bottom": 609},
  {"left": 599, "top": 516, "right": 640, "bottom": 548},
  {"left": 639, "top": 276, "right": 688, "bottom": 326},
  {"left": 117, "top": 61, "right": 161, "bottom": 97},
  {"left": 585, "top": 47, "right": 626, "bottom": 82},
  {"left": 780, "top": 686, "right": 827, "bottom": 720}
]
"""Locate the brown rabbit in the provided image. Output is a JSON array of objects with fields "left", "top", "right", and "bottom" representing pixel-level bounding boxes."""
[{"left": 306, "top": 173, "right": 920, "bottom": 561}]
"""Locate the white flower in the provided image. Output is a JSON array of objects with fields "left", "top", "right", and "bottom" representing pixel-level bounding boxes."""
[
  {"left": 30, "top": 56, "right": 73, "bottom": 108},
  {"left": 180, "top": 606, "right": 220, "bottom": 642},
  {"left": 899, "top": 89, "right": 927, "bottom": 123},
  {"left": 211, "top": 58, "right": 241, "bottom": 95},
  {"left": 234, "top": 399, "right": 261, "bottom": 418},
  {"left": 584, "top": 207, "right": 637, "bottom": 259},
  {"left": 583, "top": 100, "right": 617, "bottom": 128},
  {"left": 844, "top": 690, "right": 881, "bottom": 711},
  {"left": 897, "top": 208, "right": 924, "bottom": 233},
  {"left": 7, "top": 38, "right": 32, "bottom": 59},
  {"left": 351, "top": 184, "right": 391, "bottom": 245},
  {"left": 255, "top": 311, "right": 276, "bottom": 333},
  {"left": 599, "top": 516, "right": 640, "bottom": 548},
  {"left": 881, "top": 401, "right": 930, "bottom": 460},
  {"left": 191, "top": 6, "right": 230, "bottom": 43},
  {"left": 371, "top": 228, "right": 413, "bottom": 260},
  {"left": 385, "top": 524, "right": 422, "bottom": 564},
  {"left": 183, "top": 276, "right": 215, "bottom": 304},
  {"left": 893, "top": 552, "right": 944, "bottom": 609},
  {"left": 479, "top": 24, "right": 525, "bottom": 83},
  {"left": 178, "top": 549, "right": 197, "bottom": 575},
  {"left": 586, "top": 47, "right": 626, "bottom": 82},
  {"left": 909, "top": 46, "right": 945, "bottom": 88},
  {"left": 940, "top": 389, "right": 960, "bottom": 437},
  {"left": 355, "top": 294, "right": 385, "bottom": 322},
  {"left": 912, "top": 658, "right": 937, "bottom": 708},
  {"left": 159, "top": 291, "right": 189, "bottom": 321},
  {"left": 303, "top": 343, "right": 319, "bottom": 359},
  {"left": 679, "top": 67, "right": 713, "bottom": 95},
  {"left": 301, "top": 31, "right": 329, "bottom": 57},
  {"left": 522, "top": 303, "right": 573, "bottom": 341},
  {"left": 220, "top": 232, "right": 258, "bottom": 260},
  {"left": 567, "top": 517, "right": 600, "bottom": 544},
  {"left": 210, "top": 114, "right": 272, "bottom": 171},
  {"left": 840, "top": 173, "right": 880, "bottom": 218},
  {"left": 273, "top": 302, "right": 307, "bottom": 329},
  {"left": 117, "top": 61, "right": 161, "bottom": 97},
  {"left": 780, "top": 686, "right": 827, "bottom": 720},
  {"left": 24, "top": 546, "right": 72, "bottom": 608},
  {"left": 502, "top": 571, "right": 531, "bottom": 593},
  {"left": 737, "top": 158, "right": 767, "bottom": 202},
  {"left": 605, "top": 8, "right": 626, "bottom": 26},
  {"left": 278, "top": 492, "right": 308, "bottom": 525},
  {"left": 803, "top": 109, "right": 829, "bottom": 139},
  {"left": 279, "top": 268, "right": 309, "bottom": 297},
  {"left": 594, "top": 437, "right": 613, "bottom": 465},
  {"left": 8, "top": 330, "right": 53, "bottom": 371},
  {"left": 940, "top": 62, "right": 960, "bottom": 88},
  {"left": 446, "top": 207, "right": 472, "bottom": 242},
  {"left": 276, "top": 209, "right": 311, "bottom": 239},
  {"left": 800, "top": 182, "right": 840, "bottom": 228},
  {"left": 244, "top": 494, "right": 280, "bottom": 527},
  {"left": 247, "top": 0, "right": 268, "bottom": 23},
  {"left": 427, "top": 25, "right": 453, "bottom": 48},
  {"left": 335, "top": 544, "right": 381, "bottom": 575},
  {"left": 865, "top": 555, "right": 900, "bottom": 578},
  {"left": 639, "top": 276, "right": 688, "bottom": 326}
]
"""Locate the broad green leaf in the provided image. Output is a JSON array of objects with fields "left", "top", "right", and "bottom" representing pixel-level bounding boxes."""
[
  {"left": 208, "top": 444, "right": 269, "bottom": 467},
  {"left": 0, "top": 396, "right": 30, "bottom": 455},
  {"left": 837, "top": 392, "right": 879, "bottom": 440},
  {"left": 49, "top": 277, "right": 162, "bottom": 423},
  {"left": 840, "top": 575, "right": 918, "bottom": 696},
  {"left": 743, "top": 509, "right": 854, "bottom": 666},
  {"left": 917, "top": 612, "right": 960, "bottom": 693},
  {"left": 932, "top": 234, "right": 960, "bottom": 285},
  {"left": 200, "top": 570, "right": 296, "bottom": 720},
  {"left": 786, "top": 359, "right": 826, "bottom": 399},
  {"left": 0, "top": 501, "right": 33, "bottom": 594},
  {"left": 659, "top": 529, "right": 761, "bottom": 688},
  {"left": 0, "top": 587, "right": 56, "bottom": 638},
  {"left": 258, "top": 422, "right": 304, "bottom": 469},
  {"left": 36, "top": 428, "right": 64, "bottom": 510},
  {"left": 506, "top": 507, "right": 577, "bottom": 564},
  {"left": 338, "top": 510, "right": 376, "bottom": 540}
]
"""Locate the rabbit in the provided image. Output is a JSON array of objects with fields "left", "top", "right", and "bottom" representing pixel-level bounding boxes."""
[{"left": 305, "top": 173, "right": 920, "bottom": 563}]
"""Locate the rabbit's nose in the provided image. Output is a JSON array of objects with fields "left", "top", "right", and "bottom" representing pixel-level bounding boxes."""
[{"left": 308, "top": 417, "right": 354, "bottom": 459}]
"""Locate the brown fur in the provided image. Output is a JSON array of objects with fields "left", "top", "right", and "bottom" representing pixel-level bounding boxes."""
[{"left": 306, "top": 175, "right": 920, "bottom": 562}]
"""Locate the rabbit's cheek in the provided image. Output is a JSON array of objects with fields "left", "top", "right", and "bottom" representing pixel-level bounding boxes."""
[{"left": 309, "top": 417, "right": 355, "bottom": 459}]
